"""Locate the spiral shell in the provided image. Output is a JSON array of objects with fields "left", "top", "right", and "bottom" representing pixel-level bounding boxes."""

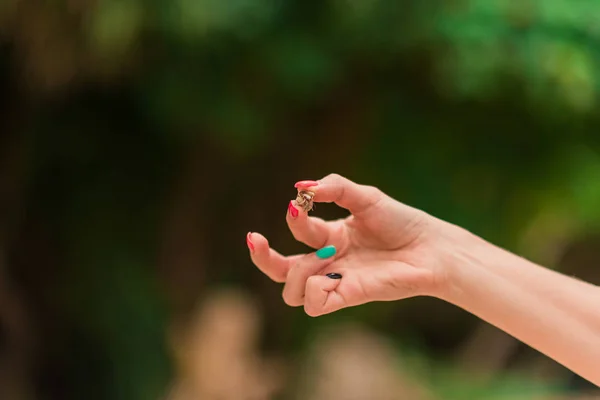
[{"left": 296, "top": 190, "right": 315, "bottom": 212}]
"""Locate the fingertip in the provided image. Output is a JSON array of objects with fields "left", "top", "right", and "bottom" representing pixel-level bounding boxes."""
[
  {"left": 316, "top": 245, "right": 336, "bottom": 259},
  {"left": 246, "top": 232, "right": 272, "bottom": 267},
  {"left": 294, "top": 180, "right": 319, "bottom": 189},
  {"left": 246, "top": 232, "right": 255, "bottom": 252},
  {"left": 287, "top": 200, "right": 301, "bottom": 219},
  {"left": 247, "top": 231, "right": 269, "bottom": 251}
]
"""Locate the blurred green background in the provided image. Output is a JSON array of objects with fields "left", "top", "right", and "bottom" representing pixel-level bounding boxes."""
[{"left": 1, "top": 0, "right": 600, "bottom": 399}]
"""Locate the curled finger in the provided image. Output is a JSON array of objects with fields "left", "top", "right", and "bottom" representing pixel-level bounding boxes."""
[
  {"left": 282, "top": 245, "right": 338, "bottom": 307},
  {"left": 303, "top": 274, "right": 346, "bottom": 317}
]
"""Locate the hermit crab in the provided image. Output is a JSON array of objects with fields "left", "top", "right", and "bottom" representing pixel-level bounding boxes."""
[{"left": 295, "top": 189, "right": 315, "bottom": 212}]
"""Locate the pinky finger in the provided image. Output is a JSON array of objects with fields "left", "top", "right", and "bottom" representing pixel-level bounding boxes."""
[{"left": 304, "top": 275, "right": 346, "bottom": 317}]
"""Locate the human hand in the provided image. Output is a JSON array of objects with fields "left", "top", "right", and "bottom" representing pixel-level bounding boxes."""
[
  {"left": 246, "top": 174, "right": 458, "bottom": 316},
  {"left": 247, "top": 174, "right": 600, "bottom": 384}
]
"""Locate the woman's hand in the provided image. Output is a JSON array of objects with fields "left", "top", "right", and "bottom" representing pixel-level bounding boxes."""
[
  {"left": 246, "top": 173, "right": 457, "bottom": 317},
  {"left": 247, "top": 173, "right": 600, "bottom": 385}
]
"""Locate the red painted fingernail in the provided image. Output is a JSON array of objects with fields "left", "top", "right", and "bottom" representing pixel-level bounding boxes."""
[
  {"left": 288, "top": 201, "right": 299, "bottom": 218},
  {"left": 246, "top": 232, "right": 255, "bottom": 252},
  {"left": 294, "top": 180, "right": 318, "bottom": 189}
]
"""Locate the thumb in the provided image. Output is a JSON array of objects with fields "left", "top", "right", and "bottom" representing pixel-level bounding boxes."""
[{"left": 297, "top": 173, "right": 383, "bottom": 216}]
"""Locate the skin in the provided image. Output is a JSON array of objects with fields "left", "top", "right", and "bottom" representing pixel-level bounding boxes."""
[{"left": 247, "top": 173, "right": 600, "bottom": 386}]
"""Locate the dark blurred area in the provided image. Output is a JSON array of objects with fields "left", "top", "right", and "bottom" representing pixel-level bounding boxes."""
[{"left": 1, "top": 1, "right": 600, "bottom": 399}]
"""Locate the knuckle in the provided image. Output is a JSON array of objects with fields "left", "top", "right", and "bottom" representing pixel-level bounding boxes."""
[
  {"left": 324, "top": 173, "right": 343, "bottom": 183},
  {"left": 363, "top": 185, "right": 381, "bottom": 198},
  {"left": 407, "top": 209, "right": 430, "bottom": 234},
  {"left": 350, "top": 185, "right": 384, "bottom": 215},
  {"left": 368, "top": 187, "right": 385, "bottom": 207}
]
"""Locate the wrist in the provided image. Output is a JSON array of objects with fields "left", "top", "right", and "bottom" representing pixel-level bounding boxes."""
[{"left": 431, "top": 219, "right": 506, "bottom": 303}]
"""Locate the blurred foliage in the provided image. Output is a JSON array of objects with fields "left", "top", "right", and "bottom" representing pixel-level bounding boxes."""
[{"left": 1, "top": 0, "right": 600, "bottom": 399}]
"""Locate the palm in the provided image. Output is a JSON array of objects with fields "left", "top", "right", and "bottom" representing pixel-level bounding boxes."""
[{"left": 328, "top": 210, "right": 432, "bottom": 304}]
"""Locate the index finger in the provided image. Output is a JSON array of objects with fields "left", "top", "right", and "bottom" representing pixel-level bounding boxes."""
[{"left": 295, "top": 174, "right": 383, "bottom": 216}]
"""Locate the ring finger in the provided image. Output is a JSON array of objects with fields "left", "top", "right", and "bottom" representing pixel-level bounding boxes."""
[{"left": 282, "top": 245, "right": 339, "bottom": 306}]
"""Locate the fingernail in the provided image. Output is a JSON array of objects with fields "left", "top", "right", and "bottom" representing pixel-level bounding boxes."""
[
  {"left": 316, "top": 245, "right": 336, "bottom": 259},
  {"left": 246, "top": 232, "right": 255, "bottom": 252},
  {"left": 326, "top": 273, "right": 342, "bottom": 279},
  {"left": 294, "top": 180, "right": 318, "bottom": 189},
  {"left": 288, "top": 201, "right": 299, "bottom": 218}
]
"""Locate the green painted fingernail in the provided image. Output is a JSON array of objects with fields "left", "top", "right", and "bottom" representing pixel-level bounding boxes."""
[{"left": 316, "top": 245, "right": 336, "bottom": 259}]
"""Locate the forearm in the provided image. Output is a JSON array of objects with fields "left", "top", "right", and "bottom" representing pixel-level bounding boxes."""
[
  {"left": 440, "top": 226, "right": 600, "bottom": 385},
  {"left": 456, "top": 225, "right": 600, "bottom": 332}
]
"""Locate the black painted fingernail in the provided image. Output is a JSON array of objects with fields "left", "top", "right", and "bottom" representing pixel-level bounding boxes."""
[{"left": 326, "top": 273, "right": 342, "bottom": 279}]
